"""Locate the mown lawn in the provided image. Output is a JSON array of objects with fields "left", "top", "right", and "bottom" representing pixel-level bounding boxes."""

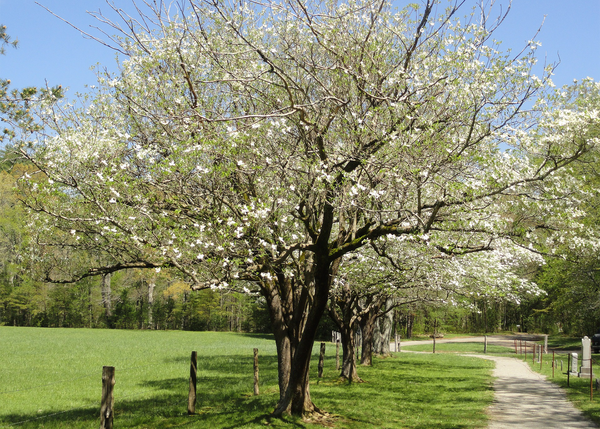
[
  {"left": 0, "top": 327, "right": 494, "bottom": 428},
  {"left": 402, "top": 342, "right": 514, "bottom": 354}
]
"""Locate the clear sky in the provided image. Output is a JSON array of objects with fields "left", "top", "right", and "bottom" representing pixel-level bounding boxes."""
[{"left": 0, "top": 0, "right": 599, "bottom": 97}]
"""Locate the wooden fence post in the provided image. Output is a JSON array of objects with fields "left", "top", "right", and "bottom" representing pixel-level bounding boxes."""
[
  {"left": 188, "top": 351, "right": 197, "bottom": 415},
  {"left": 100, "top": 366, "right": 115, "bottom": 429},
  {"left": 484, "top": 336, "right": 487, "bottom": 354},
  {"left": 318, "top": 342, "right": 326, "bottom": 378},
  {"left": 253, "top": 348, "right": 259, "bottom": 396},
  {"left": 568, "top": 353, "right": 571, "bottom": 387},
  {"left": 590, "top": 357, "right": 593, "bottom": 401},
  {"left": 336, "top": 340, "right": 340, "bottom": 371}
]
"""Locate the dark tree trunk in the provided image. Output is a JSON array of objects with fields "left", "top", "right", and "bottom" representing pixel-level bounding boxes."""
[
  {"left": 339, "top": 321, "right": 361, "bottom": 381},
  {"left": 359, "top": 308, "right": 377, "bottom": 366},
  {"left": 328, "top": 282, "right": 362, "bottom": 382},
  {"left": 263, "top": 257, "right": 333, "bottom": 417},
  {"left": 407, "top": 312, "right": 414, "bottom": 339}
]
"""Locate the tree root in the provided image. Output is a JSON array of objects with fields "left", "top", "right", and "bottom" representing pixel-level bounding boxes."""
[
  {"left": 302, "top": 409, "right": 338, "bottom": 427},
  {"left": 340, "top": 375, "right": 365, "bottom": 383}
]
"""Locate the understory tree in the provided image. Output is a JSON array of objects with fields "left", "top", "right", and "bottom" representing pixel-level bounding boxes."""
[{"left": 15, "top": 0, "right": 600, "bottom": 417}]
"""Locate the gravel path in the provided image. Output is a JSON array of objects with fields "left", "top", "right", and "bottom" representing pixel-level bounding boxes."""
[
  {"left": 397, "top": 336, "right": 598, "bottom": 428},
  {"left": 478, "top": 354, "right": 596, "bottom": 429}
]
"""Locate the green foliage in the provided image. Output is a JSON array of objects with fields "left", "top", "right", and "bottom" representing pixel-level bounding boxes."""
[
  {"left": 0, "top": 24, "right": 18, "bottom": 55},
  {"left": 0, "top": 327, "right": 494, "bottom": 428},
  {"left": 514, "top": 146, "right": 600, "bottom": 336}
]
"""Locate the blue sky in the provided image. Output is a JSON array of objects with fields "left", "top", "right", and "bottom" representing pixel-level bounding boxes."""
[{"left": 0, "top": 0, "right": 598, "bottom": 97}]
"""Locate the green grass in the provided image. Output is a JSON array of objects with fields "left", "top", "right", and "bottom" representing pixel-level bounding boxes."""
[
  {"left": 402, "top": 342, "right": 514, "bottom": 354},
  {"left": 513, "top": 336, "right": 600, "bottom": 426},
  {"left": 0, "top": 327, "right": 495, "bottom": 428},
  {"left": 546, "top": 336, "right": 583, "bottom": 350}
]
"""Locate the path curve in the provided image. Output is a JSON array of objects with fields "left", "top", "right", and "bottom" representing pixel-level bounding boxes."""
[
  {"left": 476, "top": 354, "right": 596, "bottom": 429},
  {"left": 396, "top": 336, "right": 597, "bottom": 428}
]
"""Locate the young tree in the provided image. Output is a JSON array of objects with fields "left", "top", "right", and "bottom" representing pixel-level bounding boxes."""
[{"left": 16, "top": 0, "right": 599, "bottom": 416}]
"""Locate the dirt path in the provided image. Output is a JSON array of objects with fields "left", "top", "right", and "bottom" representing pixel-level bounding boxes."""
[{"left": 396, "top": 336, "right": 597, "bottom": 428}]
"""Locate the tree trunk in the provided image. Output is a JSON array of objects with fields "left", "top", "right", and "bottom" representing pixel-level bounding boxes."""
[
  {"left": 264, "top": 264, "right": 331, "bottom": 417},
  {"left": 147, "top": 279, "right": 155, "bottom": 329},
  {"left": 359, "top": 309, "right": 377, "bottom": 366},
  {"left": 407, "top": 312, "right": 414, "bottom": 339},
  {"left": 88, "top": 282, "right": 93, "bottom": 328},
  {"left": 340, "top": 321, "right": 361, "bottom": 381},
  {"left": 373, "top": 298, "right": 394, "bottom": 356},
  {"left": 327, "top": 282, "right": 363, "bottom": 382},
  {"left": 101, "top": 273, "right": 112, "bottom": 326}
]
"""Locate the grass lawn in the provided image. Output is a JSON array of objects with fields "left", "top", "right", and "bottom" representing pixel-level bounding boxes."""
[
  {"left": 546, "top": 336, "right": 584, "bottom": 351},
  {"left": 401, "top": 342, "right": 514, "bottom": 354},
  {"left": 0, "top": 327, "right": 495, "bottom": 428}
]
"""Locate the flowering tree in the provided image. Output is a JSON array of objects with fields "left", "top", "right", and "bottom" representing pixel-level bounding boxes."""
[
  {"left": 16, "top": 0, "right": 600, "bottom": 417},
  {"left": 330, "top": 234, "right": 546, "bottom": 380}
]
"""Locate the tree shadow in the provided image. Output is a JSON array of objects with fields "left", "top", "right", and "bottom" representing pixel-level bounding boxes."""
[
  {"left": 236, "top": 332, "right": 276, "bottom": 341},
  {"left": 0, "top": 353, "right": 286, "bottom": 428}
]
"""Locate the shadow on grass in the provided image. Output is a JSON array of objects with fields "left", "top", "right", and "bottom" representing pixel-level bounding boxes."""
[
  {"left": 236, "top": 332, "right": 276, "bottom": 341},
  {"left": 1, "top": 352, "right": 493, "bottom": 429},
  {"left": 0, "top": 354, "right": 286, "bottom": 429},
  {"left": 310, "top": 354, "right": 494, "bottom": 428}
]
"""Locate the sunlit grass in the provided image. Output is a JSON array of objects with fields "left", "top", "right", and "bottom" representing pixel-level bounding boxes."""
[
  {"left": 516, "top": 337, "right": 600, "bottom": 427},
  {"left": 1, "top": 327, "right": 494, "bottom": 428},
  {"left": 402, "top": 341, "right": 514, "bottom": 354}
]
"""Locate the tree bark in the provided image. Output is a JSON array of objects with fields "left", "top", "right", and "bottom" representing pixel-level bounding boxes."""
[
  {"left": 327, "top": 282, "right": 363, "bottom": 382},
  {"left": 263, "top": 261, "right": 332, "bottom": 417},
  {"left": 373, "top": 298, "right": 394, "bottom": 356},
  {"left": 101, "top": 273, "right": 112, "bottom": 327},
  {"left": 147, "top": 279, "right": 155, "bottom": 329},
  {"left": 359, "top": 308, "right": 377, "bottom": 366},
  {"left": 339, "top": 321, "right": 361, "bottom": 381},
  {"left": 407, "top": 312, "right": 414, "bottom": 339}
]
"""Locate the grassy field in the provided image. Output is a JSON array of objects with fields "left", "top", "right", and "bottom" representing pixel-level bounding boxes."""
[
  {"left": 401, "top": 342, "right": 514, "bottom": 354},
  {"left": 0, "top": 327, "right": 495, "bottom": 428}
]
